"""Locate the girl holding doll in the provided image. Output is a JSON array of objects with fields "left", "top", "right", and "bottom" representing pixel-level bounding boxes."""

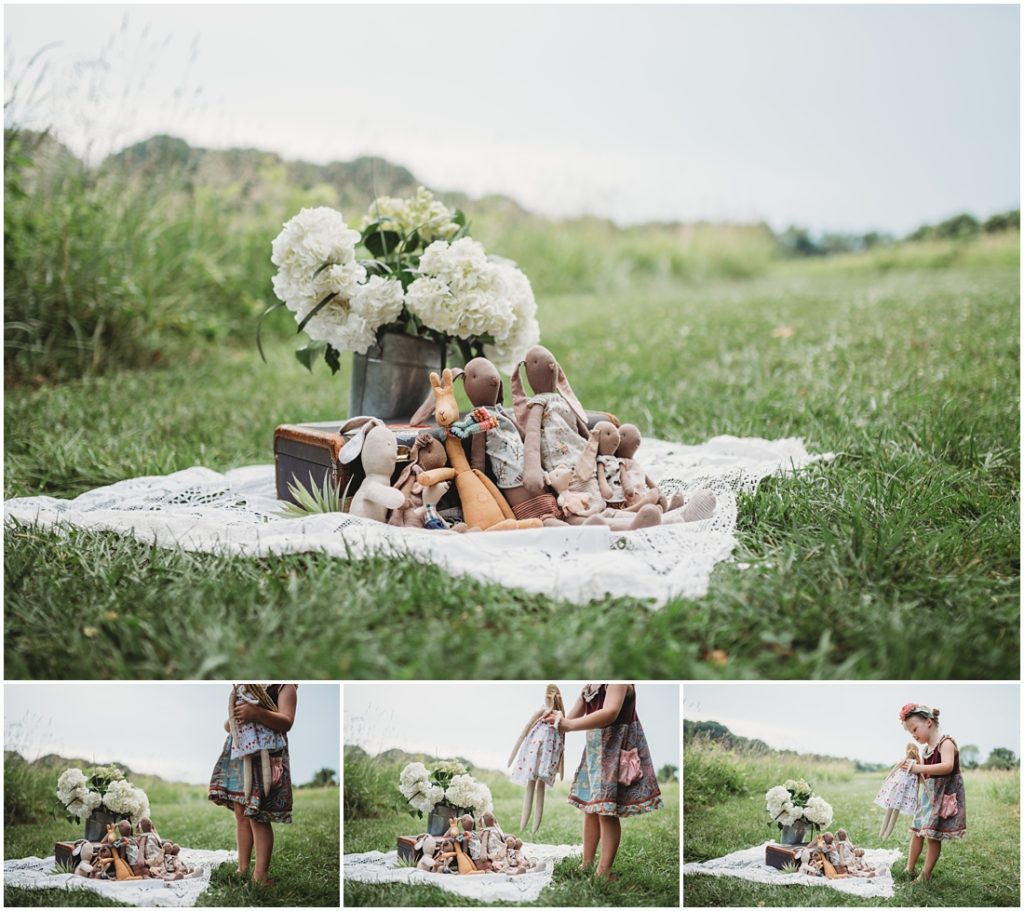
[
  {"left": 898, "top": 702, "right": 967, "bottom": 881},
  {"left": 542, "top": 683, "right": 663, "bottom": 881}
]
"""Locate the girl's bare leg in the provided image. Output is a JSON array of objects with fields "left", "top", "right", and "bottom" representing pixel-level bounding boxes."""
[
  {"left": 251, "top": 819, "right": 275, "bottom": 883},
  {"left": 906, "top": 833, "right": 924, "bottom": 873},
  {"left": 919, "top": 838, "right": 942, "bottom": 880},
  {"left": 581, "top": 813, "right": 600, "bottom": 870},
  {"left": 233, "top": 803, "right": 253, "bottom": 874},
  {"left": 595, "top": 815, "right": 622, "bottom": 877}
]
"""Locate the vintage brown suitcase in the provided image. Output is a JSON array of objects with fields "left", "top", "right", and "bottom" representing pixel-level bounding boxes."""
[
  {"left": 765, "top": 842, "right": 802, "bottom": 870},
  {"left": 273, "top": 410, "right": 620, "bottom": 507},
  {"left": 397, "top": 835, "right": 422, "bottom": 864},
  {"left": 54, "top": 841, "right": 80, "bottom": 870}
]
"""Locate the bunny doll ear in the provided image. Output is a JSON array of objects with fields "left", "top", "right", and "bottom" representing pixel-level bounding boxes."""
[
  {"left": 338, "top": 416, "right": 382, "bottom": 465},
  {"left": 510, "top": 360, "right": 528, "bottom": 429},
  {"left": 555, "top": 364, "right": 589, "bottom": 435}
]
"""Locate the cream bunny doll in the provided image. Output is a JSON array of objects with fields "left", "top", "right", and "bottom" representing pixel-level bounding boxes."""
[
  {"left": 74, "top": 841, "right": 96, "bottom": 877},
  {"left": 416, "top": 835, "right": 438, "bottom": 872},
  {"left": 875, "top": 742, "right": 921, "bottom": 839},
  {"left": 337, "top": 416, "right": 406, "bottom": 523}
]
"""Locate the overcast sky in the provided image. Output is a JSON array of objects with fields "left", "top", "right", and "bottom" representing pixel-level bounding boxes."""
[
  {"left": 685, "top": 683, "right": 1020, "bottom": 765},
  {"left": 345, "top": 682, "right": 679, "bottom": 773},
  {"left": 4, "top": 683, "right": 340, "bottom": 785},
  {"left": 4, "top": 3, "right": 1018, "bottom": 233}
]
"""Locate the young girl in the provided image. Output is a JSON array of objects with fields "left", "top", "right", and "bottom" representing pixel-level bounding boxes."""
[
  {"left": 543, "top": 683, "right": 663, "bottom": 880},
  {"left": 208, "top": 683, "right": 297, "bottom": 886},
  {"left": 898, "top": 703, "right": 967, "bottom": 881}
]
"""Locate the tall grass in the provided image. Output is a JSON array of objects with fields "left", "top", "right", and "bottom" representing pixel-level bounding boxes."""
[{"left": 684, "top": 736, "right": 856, "bottom": 812}]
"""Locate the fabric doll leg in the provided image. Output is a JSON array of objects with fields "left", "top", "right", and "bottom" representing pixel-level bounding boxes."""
[
  {"left": 533, "top": 782, "right": 546, "bottom": 833},
  {"left": 880, "top": 808, "right": 898, "bottom": 840},
  {"left": 521, "top": 780, "right": 536, "bottom": 830}
]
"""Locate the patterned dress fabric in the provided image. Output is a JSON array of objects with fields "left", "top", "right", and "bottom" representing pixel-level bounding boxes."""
[
  {"left": 873, "top": 766, "right": 919, "bottom": 815},
  {"left": 485, "top": 406, "right": 527, "bottom": 488},
  {"left": 597, "top": 455, "right": 625, "bottom": 503},
  {"left": 910, "top": 735, "right": 967, "bottom": 840},
  {"left": 510, "top": 719, "right": 564, "bottom": 787},
  {"left": 230, "top": 690, "right": 287, "bottom": 759},
  {"left": 567, "top": 685, "right": 664, "bottom": 817},
  {"left": 208, "top": 684, "right": 293, "bottom": 824},
  {"left": 529, "top": 392, "right": 589, "bottom": 470}
]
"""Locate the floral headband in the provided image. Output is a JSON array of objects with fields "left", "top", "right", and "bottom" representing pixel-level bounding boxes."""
[{"left": 898, "top": 703, "right": 935, "bottom": 722}]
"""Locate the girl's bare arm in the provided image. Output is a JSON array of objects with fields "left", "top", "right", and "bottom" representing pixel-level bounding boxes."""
[
  {"left": 559, "top": 685, "right": 628, "bottom": 732},
  {"left": 909, "top": 740, "right": 957, "bottom": 777},
  {"left": 233, "top": 684, "right": 297, "bottom": 734}
]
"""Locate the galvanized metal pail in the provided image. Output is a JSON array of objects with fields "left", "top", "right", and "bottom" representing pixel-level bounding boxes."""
[
  {"left": 426, "top": 803, "right": 459, "bottom": 836},
  {"left": 349, "top": 333, "right": 446, "bottom": 422},
  {"left": 84, "top": 808, "right": 121, "bottom": 842}
]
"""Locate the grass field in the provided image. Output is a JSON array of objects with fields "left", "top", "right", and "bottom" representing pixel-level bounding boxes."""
[
  {"left": 3, "top": 784, "right": 339, "bottom": 907},
  {"left": 343, "top": 758, "right": 679, "bottom": 907},
  {"left": 4, "top": 250, "right": 1019, "bottom": 680},
  {"left": 683, "top": 741, "right": 1020, "bottom": 907}
]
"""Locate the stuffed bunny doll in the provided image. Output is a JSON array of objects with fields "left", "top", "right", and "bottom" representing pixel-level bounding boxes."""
[
  {"left": 875, "top": 742, "right": 921, "bottom": 839},
  {"left": 416, "top": 835, "right": 438, "bottom": 872},
  {"left": 544, "top": 423, "right": 663, "bottom": 530},
  {"left": 74, "top": 841, "right": 96, "bottom": 877},
  {"left": 508, "top": 684, "right": 566, "bottom": 832},
  {"left": 389, "top": 432, "right": 449, "bottom": 527},
  {"left": 338, "top": 416, "right": 406, "bottom": 523},
  {"left": 228, "top": 683, "right": 286, "bottom": 801}
]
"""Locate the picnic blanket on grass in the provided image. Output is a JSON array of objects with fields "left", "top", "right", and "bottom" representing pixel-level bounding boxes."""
[
  {"left": 4, "top": 435, "right": 831, "bottom": 607},
  {"left": 683, "top": 842, "right": 903, "bottom": 899},
  {"left": 3, "top": 848, "right": 236, "bottom": 907},
  {"left": 343, "top": 842, "right": 581, "bottom": 903}
]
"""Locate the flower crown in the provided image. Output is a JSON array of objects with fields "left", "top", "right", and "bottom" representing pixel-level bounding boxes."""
[{"left": 898, "top": 703, "right": 935, "bottom": 722}]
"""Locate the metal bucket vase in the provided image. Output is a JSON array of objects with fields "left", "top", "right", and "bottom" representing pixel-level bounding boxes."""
[
  {"left": 84, "top": 808, "right": 121, "bottom": 842},
  {"left": 778, "top": 820, "right": 813, "bottom": 845},
  {"left": 349, "top": 333, "right": 446, "bottom": 422},
  {"left": 426, "top": 804, "right": 458, "bottom": 836}
]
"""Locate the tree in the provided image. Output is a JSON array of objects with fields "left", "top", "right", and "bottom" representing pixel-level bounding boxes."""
[
  {"left": 960, "top": 744, "right": 980, "bottom": 770},
  {"left": 308, "top": 767, "right": 338, "bottom": 787},
  {"left": 984, "top": 748, "right": 1019, "bottom": 770},
  {"left": 658, "top": 764, "right": 679, "bottom": 783}
]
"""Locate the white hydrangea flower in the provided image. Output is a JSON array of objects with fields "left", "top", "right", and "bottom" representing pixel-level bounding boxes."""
[
  {"left": 765, "top": 785, "right": 790, "bottom": 814},
  {"left": 484, "top": 260, "right": 541, "bottom": 372},
  {"left": 350, "top": 275, "right": 405, "bottom": 327},
  {"left": 57, "top": 768, "right": 88, "bottom": 803},
  {"left": 776, "top": 803, "right": 802, "bottom": 826},
  {"left": 361, "top": 187, "right": 459, "bottom": 242},
  {"left": 803, "top": 795, "right": 833, "bottom": 827},
  {"left": 406, "top": 239, "right": 514, "bottom": 341},
  {"left": 399, "top": 762, "right": 430, "bottom": 793}
]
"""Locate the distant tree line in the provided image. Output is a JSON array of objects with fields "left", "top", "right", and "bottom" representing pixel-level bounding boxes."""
[
  {"left": 777, "top": 208, "right": 1019, "bottom": 258},
  {"left": 685, "top": 720, "right": 1020, "bottom": 770}
]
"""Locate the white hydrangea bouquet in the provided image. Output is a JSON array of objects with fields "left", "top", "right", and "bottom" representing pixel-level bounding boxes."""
[
  {"left": 399, "top": 759, "right": 493, "bottom": 819},
  {"left": 56, "top": 765, "right": 151, "bottom": 824},
  {"left": 264, "top": 187, "right": 540, "bottom": 374},
  {"left": 765, "top": 777, "right": 833, "bottom": 839}
]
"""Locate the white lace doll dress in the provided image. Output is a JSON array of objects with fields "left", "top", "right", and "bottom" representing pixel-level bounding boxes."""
[
  {"left": 230, "top": 690, "right": 287, "bottom": 760},
  {"left": 873, "top": 764, "right": 919, "bottom": 815},
  {"left": 510, "top": 719, "right": 564, "bottom": 788}
]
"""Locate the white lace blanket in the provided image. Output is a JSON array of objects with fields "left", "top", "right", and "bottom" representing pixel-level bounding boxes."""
[
  {"left": 2, "top": 848, "right": 236, "bottom": 908},
  {"left": 3, "top": 436, "right": 830, "bottom": 606},
  {"left": 344, "top": 842, "right": 581, "bottom": 903},
  {"left": 683, "top": 842, "right": 903, "bottom": 899}
]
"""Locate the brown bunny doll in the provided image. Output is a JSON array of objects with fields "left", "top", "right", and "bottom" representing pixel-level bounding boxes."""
[
  {"left": 389, "top": 432, "right": 449, "bottom": 527},
  {"left": 510, "top": 345, "right": 591, "bottom": 496}
]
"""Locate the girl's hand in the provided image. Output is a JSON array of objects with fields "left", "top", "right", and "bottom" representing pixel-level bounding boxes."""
[{"left": 234, "top": 702, "right": 260, "bottom": 725}]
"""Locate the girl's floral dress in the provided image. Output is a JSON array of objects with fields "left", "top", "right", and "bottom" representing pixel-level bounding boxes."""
[
  {"left": 911, "top": 734, "right": 967, "bottom": 840},
  {"left": 567, "top": 684, "right": 663, "bottom": 817},
  {"left": 208, "top": 684, "right": 294, "bottom": 824}
]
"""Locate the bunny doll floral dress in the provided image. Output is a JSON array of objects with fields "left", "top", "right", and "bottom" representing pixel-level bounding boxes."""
[
  {"left": 567, "top": 684, "right": 663, "bottom": 817},
  {"left": 873, "top": 763, "right": 919, "bottom": 815},
  {"left": 510, "top": 717, "right": 564, "bottom": 787},
  {"left": 911, "top": 735, "right": 967, "bottom": 840}
]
